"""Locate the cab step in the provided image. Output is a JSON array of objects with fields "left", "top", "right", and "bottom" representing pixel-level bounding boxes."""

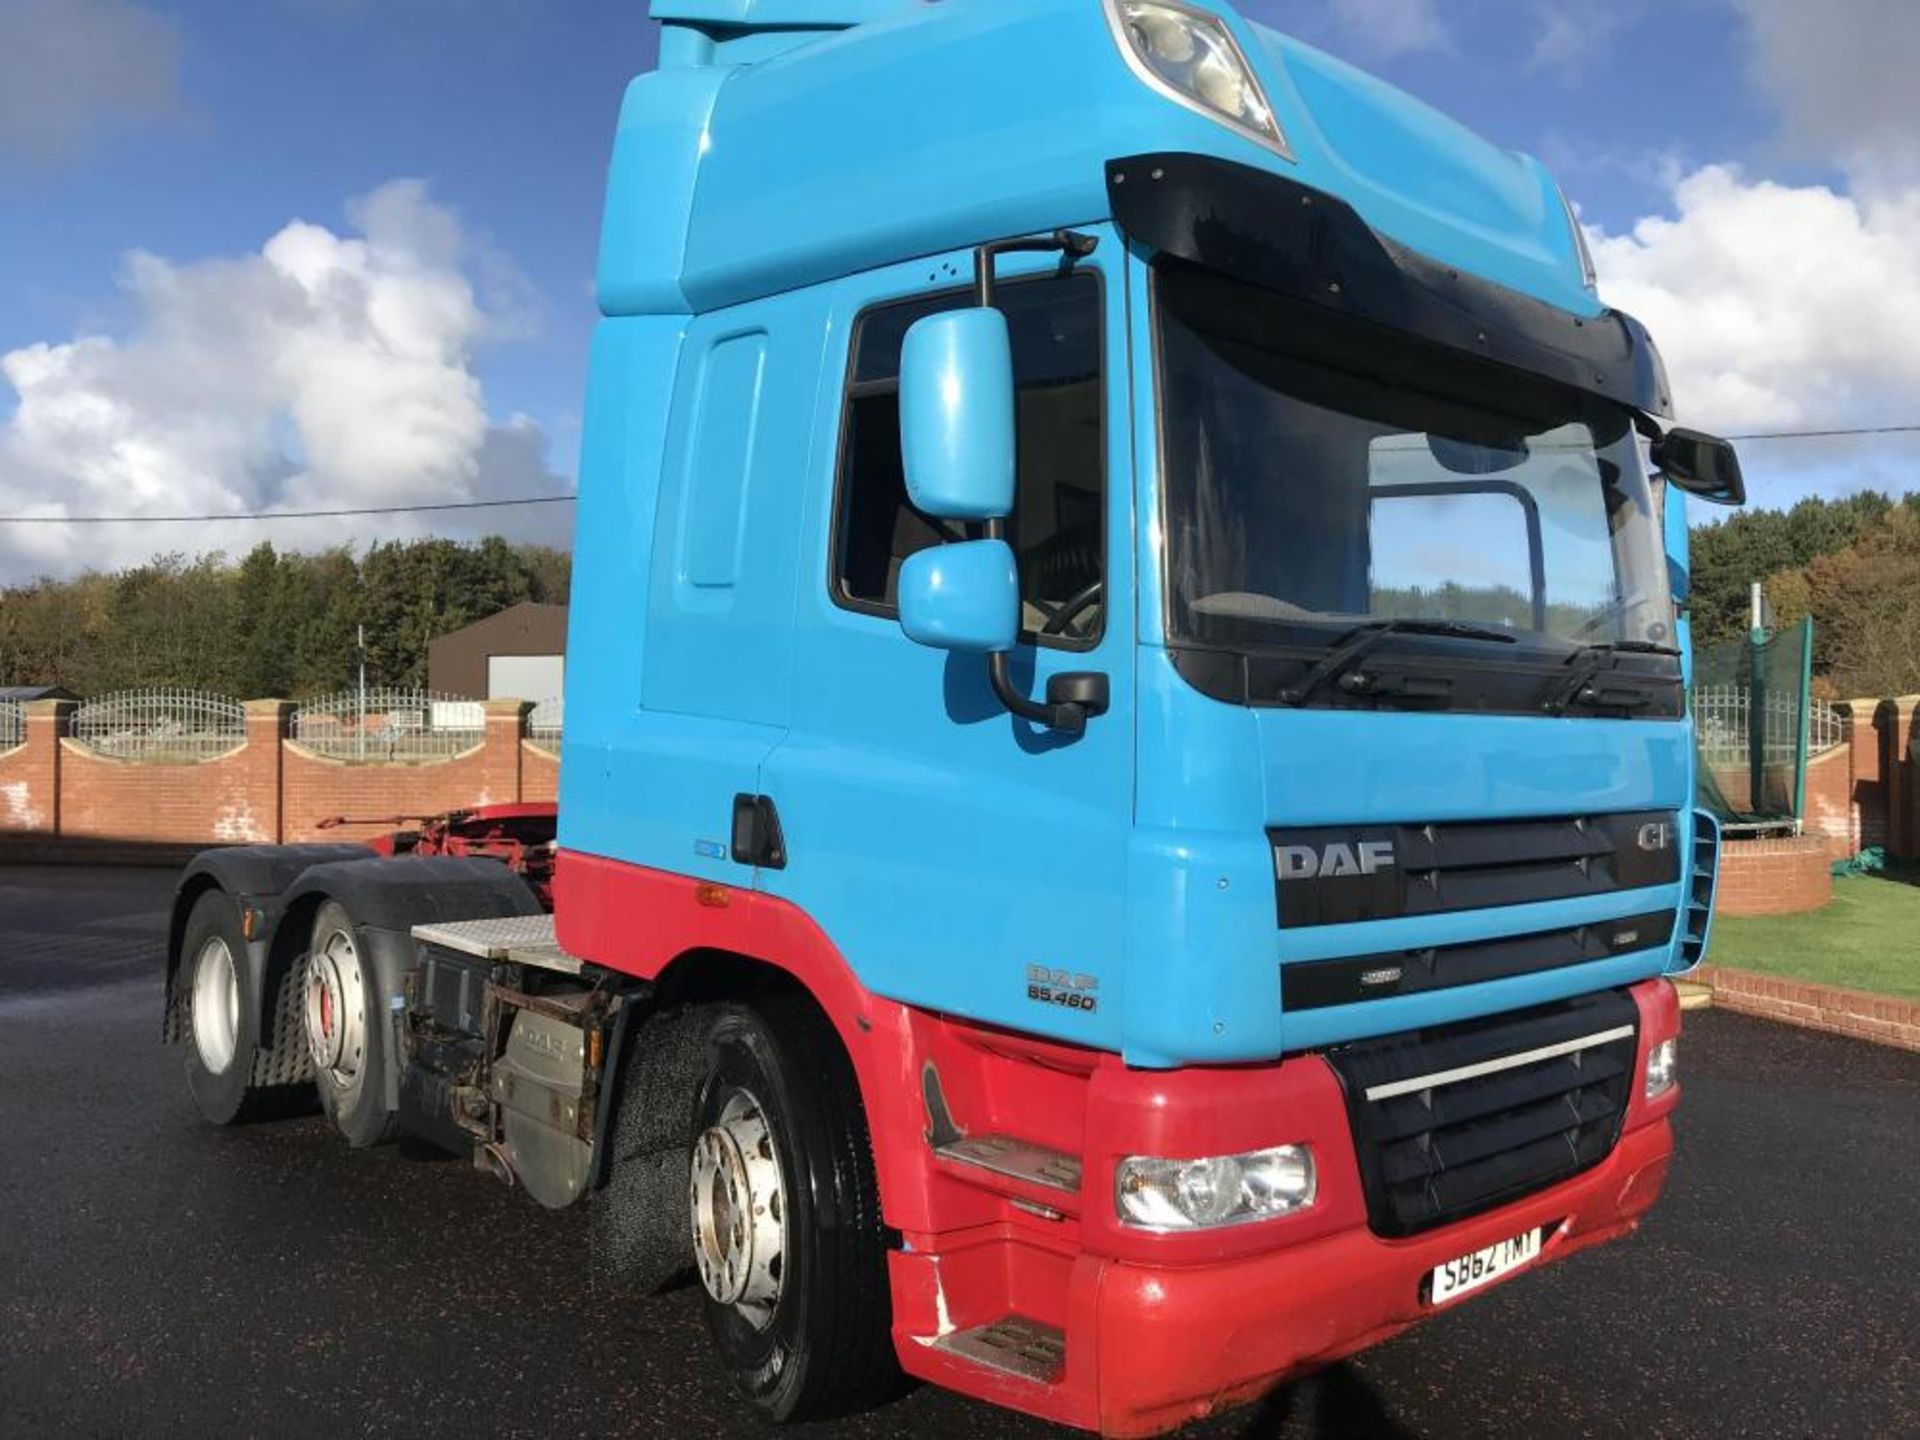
[
  {"left": 934, "top": 1134, "right": 1082, "bottom": 1194},
  {"left": 931, "top": 1315, "right": 1066, "bottom": 1384}
]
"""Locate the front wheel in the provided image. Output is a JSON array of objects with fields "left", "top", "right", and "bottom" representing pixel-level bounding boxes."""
[{"left": 692, "top": 1000, "right": 897, "bottom": 1422}]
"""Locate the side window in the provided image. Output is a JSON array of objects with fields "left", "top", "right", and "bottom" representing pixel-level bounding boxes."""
[{"left": 832, "top": 272, "right": 1105, "bottom": 647}]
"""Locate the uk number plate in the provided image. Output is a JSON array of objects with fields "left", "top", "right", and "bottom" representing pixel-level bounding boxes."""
[{"left": 1428, "top": 1226, "right": 1544, "bottom": 1304}]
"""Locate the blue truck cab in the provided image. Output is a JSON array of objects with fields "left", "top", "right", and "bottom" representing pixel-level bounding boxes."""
[
  {"left": 539, "top": 2, "right": 1746, "bottom": 1428},
  {"left": 164, "top": 3, "right": 1747, "bottom": 1433}
]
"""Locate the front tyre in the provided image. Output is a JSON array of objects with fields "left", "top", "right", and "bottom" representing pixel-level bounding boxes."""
[
  {"left": 692, "top": 1000, "right": 897, "bottom": 1423},
  {"left": 305, "top": 900, "right": 395, "bottom": 1148}
]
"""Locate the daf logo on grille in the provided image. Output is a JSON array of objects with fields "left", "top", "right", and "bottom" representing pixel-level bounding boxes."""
[
  {"left": 1276, "top": 841, "right": 1397, "bottom": 881},
  {"left": 1358, "top": 966, "right": 1404, "bottom": 988},
  {"left": 1637, "top": 822, "right": 1674, "bottom": 853}
]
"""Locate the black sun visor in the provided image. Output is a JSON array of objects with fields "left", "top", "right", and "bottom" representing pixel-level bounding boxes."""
[{"left": 1107, "top": 152, "right": 1673, "bottom": 419}]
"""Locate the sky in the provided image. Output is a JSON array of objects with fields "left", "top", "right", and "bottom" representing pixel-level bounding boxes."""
[{"left": 0, "top": 0, "right": 1917, "bottom": 582}]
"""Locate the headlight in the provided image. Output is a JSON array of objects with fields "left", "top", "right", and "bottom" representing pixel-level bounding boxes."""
[
  {"left": 1116, "top": 1144, "right": 1316, "bottom": 1229},
  {"left": 1645, "top": 1037, "right": 1678, "bottom": 1099},
  {"left": 1105, "top": 0, "right": 1291, "bottom": 158}
]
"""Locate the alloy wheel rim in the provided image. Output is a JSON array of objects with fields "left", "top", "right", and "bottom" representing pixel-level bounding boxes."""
[
  {"left": 190, "top": 935, "right": 241, "bottom": 1074},
  {"left": 303, "top": 926, "right": 367, "bottom": 1087},
  {"left": 689, "top": 1089, "right": 786, "bottom": 1330}
]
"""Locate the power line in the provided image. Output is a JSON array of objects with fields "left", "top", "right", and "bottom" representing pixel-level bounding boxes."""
[
  {"left": 1, "top": 424, "right": 1916, "bottom": 526},
  {"left": 1723, "top": 424, "right": 1920, "bottom": 441},
  {"left": 0, "top": 494, "right": 577, "bottom": 525}
]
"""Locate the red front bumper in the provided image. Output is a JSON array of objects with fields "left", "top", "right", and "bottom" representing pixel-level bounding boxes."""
[
  {"left": 1080, "top": 1114, "right": 1672, "bottom": 1435},
  {"left": 891, "top": 978, "right": 1682, "bottom": 1436}
]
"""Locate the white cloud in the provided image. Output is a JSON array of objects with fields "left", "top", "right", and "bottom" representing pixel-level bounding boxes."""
[
  {"left": 1735, "top": 0, "right": 1920, "bottom": 188},
  {"left": 1325, "top": 0, "right": 1450, "bottom": 58},
  {"left": 0, "top": 181, "right": 569, "bottom": 581},
  {"left": 1591, "top": 166, "right": 1920, "bottom": 434},
  {"left": 1576, "top": 1, "right": 1920, "bottom": 509},
  {"left": 0, "top": 0, "right": 181, "bottom": 165}
]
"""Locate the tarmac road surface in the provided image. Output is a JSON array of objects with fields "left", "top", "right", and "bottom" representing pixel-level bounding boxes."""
[{"left": 0, "top": 865, "right": 1913, "bottom": 1439}]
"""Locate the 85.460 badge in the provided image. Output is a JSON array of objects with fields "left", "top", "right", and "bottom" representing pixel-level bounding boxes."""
[{"left": 1027, "top": 965, "right": 1098, "bottom": 1014}]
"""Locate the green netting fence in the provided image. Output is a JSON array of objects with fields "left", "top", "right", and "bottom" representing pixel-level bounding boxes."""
[{"left": 1693, "top": 615, "right": 1815, "bottom": 827}]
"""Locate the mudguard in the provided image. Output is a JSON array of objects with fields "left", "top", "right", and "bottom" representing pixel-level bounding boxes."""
[{"left": 165, "top": 844, "right": 374, "bottom": 1043}]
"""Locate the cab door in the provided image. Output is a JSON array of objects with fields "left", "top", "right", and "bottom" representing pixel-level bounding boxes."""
[{"left": 760, "top": 234, "right": 1136, "bottom": 1050}]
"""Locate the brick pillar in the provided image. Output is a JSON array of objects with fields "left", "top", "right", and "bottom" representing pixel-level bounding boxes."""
[
  {"left": 1888, "top": 697, "right": 1920, "bottom": 859},
  {"left": 1, "top": 699, "right": 73, "bottom": 834},
  {"left": 483, "top": 699, "right": 533, "bottom": 804},
  {"left": 1838, "top": 698, "right": 1885, "bottom": 853},
  {"left": 243, "top": 700, "right": 293, "bottom": 844}
]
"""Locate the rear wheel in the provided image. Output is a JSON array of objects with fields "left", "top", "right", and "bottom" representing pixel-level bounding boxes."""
[
  {"left": 181, "top": 891, "right": 260, "bottom": 1125},
  {"left": 692, "top": 1000, "right": 897, "bottom": 1422},
  {"left": 305, "top": 900, "right": 394, "bottom": 1148}
]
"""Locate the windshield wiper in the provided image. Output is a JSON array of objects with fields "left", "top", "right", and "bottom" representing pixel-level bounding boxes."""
[
  {"left": 1278, "top": 619, "right": 1518, "bottom": 707},
  {"left": 1545, "top": 640, "right": 1681, "bottom": 716}
]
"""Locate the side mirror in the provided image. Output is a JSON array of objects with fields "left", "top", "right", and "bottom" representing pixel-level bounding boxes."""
[
  {"left": 899, "top": 539, "right": 1020, "bottom": 653},
  {"left": 900, "top": 309, "right": 1015, "bottom": 520},
  {"left": 1652, "top": 427, "right": 1745, "bottom": 507}
]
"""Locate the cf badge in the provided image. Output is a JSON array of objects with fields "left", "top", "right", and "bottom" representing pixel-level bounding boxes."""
[{"left": 1637, "top": 821, "right": 1674, "bottom": 853}]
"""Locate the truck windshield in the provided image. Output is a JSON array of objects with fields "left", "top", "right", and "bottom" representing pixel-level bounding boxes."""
[{"left": 1154, "top": 261, "right": 1674, "bottom": 664}]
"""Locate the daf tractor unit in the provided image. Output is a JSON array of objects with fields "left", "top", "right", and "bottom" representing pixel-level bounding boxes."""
[{"left": 162, "top": 2, "right": 1746, "bottom": 1433}]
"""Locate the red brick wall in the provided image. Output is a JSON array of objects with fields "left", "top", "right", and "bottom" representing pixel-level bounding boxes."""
[
  {"left": 0, "top": 687, "right": 1913, "bottom": 867},
  {"left": 522, "top": 743, "right": 560, "bottom": 804},
  {"left": 61, "top": 741, "right": 269, "bottom": 843},
  {"left": 281, "top": 700, "right": 533, "bottom": 843},
  {"left": 1714, "top": 835, "right": 1833, "bottom": 917},
  {"left": 0, "top": 697, "right": 554, "bottom": 848},
  {"left": 1802, "top": 746, "right": 1855, "bottom": 860},
  {"left": 1695, "top": 965, "right": 1920, "bottom": 1052}
]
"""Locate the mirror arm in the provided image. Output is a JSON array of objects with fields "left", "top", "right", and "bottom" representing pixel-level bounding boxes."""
[
  {"left": 968, "top": 229, "right": 1108, "bottom": 736},
  {"left": 979, "top": 514, "right": 1108, "bottom": 736},
  {"left": 989, "top": 651, "right": 1079, "bottom": 734},
  {"left": 974, "top": 230, "right": 1099, "bottom": 307}
]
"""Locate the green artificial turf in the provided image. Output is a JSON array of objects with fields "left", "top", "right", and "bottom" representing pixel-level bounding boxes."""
[{"left": 1707, "top": 869, "right": 1920, "bottom": 999}]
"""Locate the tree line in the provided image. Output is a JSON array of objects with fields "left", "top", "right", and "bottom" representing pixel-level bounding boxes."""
[
  {"left": 2, "top": 491, "right": 1917, "bottom": 701},
  {"left": 0, "top": 539, "right": 570, "bottom": 700},
  {"left": 1689, "top": 491, "right": 1920, "bottom": 699}
]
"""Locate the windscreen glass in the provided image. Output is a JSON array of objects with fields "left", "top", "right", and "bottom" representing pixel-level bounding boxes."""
[{"left": 1155, "top": 262, "right": 1673, "bottom": 656}]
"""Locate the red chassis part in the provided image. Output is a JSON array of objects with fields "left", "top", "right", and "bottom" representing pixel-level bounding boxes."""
[
  {"left": 319, "top": 803, "right": 558, "bottom": 909},
  {"left": 554, "top": 851, "right": 1682, "bottom": 1436}
]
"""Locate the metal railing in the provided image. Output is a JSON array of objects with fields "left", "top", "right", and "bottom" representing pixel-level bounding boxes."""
[
  {"left": 69, "top": 688, "right": 246, "bottom": 762},
  {"left": 527, "top": 697, "right": 563, "bottom": 751},
  {"left": 1695, "top": 685, "right": 1846, "bottom": 768},
  {"left": 293, "top": 688, "right": 484, "bottom": 763},
  {"left": 0, "top": 701, "right": 21, "bottom": 751}
]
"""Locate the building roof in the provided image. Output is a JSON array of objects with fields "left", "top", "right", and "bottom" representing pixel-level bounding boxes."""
[
  {"left": 430, "top": 602, "right": 569, "bottom": 647},
  {"left": 0, "top": 685, "right": 78, "bottom": 703}
]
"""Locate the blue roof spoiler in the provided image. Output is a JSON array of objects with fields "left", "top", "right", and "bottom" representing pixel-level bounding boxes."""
[{"left": 650, "top": 0, "right": 917, "bottom": 66}]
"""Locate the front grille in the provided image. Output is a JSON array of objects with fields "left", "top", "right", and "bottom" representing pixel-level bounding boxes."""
[
  {"left": 1270, "top": 811, "right": 1681, "bottom": 927},
  {"left": 1324, "top": 990, "right": 1640, "bottom": 1237},
  {"left": 1282, "top": 910, "right": 1675, "bottom": 1011}
]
